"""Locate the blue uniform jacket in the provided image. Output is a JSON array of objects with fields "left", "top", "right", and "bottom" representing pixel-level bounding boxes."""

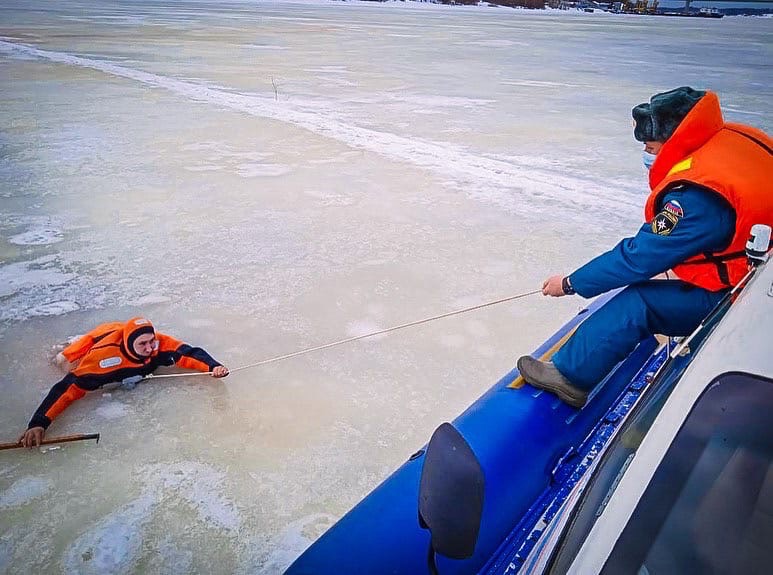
[{"left": 569, "top": 185, "right": 736, "bottom": 298}]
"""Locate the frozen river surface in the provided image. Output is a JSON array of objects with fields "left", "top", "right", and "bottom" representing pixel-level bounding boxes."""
[{"left": 0, "top": 1, "right": 770, "bottom": 572}]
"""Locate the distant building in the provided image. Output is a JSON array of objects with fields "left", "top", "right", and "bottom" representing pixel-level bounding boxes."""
[{"left": 493, "top": 0, "right": 545, "bottom": 7}]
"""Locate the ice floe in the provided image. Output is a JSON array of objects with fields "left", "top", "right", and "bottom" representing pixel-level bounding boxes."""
[{"left": 24, "top": 300, "right": 81, "bottom": 317}]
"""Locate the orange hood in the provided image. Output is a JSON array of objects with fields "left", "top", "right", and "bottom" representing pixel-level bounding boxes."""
[
  {"left": 122, "top": 317, "right": 157, "bottom": 362},
  {"left": 649, "top": 91, "right": 725, "bottom": 191}
]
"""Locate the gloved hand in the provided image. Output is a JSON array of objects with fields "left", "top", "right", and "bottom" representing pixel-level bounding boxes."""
[{"left": 119, "top": 375, "right": 144, "bottom": 390}]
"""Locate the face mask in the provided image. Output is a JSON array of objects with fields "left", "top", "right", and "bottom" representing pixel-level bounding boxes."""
[{"left": 642, "top": 151, "right": 657, "bottom": 170}]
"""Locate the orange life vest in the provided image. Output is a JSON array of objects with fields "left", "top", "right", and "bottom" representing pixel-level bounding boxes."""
[{"left": 645, "top": 92, "right": 773, "bottom": 291}]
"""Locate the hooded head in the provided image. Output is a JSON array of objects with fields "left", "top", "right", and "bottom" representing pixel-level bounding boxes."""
[
  {"left": 123, "top": 317, "right": 156, "bottom": 361},
  {"left": 632, "top": 86, "right": 706, "bottom": 143}
]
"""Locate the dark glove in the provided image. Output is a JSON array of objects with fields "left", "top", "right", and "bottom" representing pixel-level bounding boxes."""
[{"left": 120, "top": 375, "right": 143, "bottom": 390}]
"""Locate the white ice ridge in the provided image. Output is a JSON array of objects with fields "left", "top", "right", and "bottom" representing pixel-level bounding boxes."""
[
  {"left": 0, "top": 40, "right": 639, "bottom": 216},
  {"left": 8, "top": 226, "right": 63, "bottom": 246}
]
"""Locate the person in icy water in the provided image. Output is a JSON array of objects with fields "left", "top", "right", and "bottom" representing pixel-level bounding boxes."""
[
  {"left": 517, "top": 86, "right": 772, "bottom": 408},
  {"left": 19, "top": 317, "right": 229, "bottom": 447}
]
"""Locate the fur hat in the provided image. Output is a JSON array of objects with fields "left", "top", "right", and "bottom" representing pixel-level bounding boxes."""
[{"left": 632, "top": 86, "right": 706, "bottom": 142}]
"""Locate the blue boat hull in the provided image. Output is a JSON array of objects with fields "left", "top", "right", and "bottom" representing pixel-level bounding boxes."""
[{"left": 286, "top": 294, "right": 657, "bottom": 575}]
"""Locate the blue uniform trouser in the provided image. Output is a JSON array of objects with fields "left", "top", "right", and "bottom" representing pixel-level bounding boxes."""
[{"left": 552, "top": 280, "right": 728, "bottom": 391}]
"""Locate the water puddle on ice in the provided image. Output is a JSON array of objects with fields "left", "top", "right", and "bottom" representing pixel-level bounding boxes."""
[
  {"left": 61, "top": 461, "right": 240, "bottom": 574},
  {"left": 146, "top": 461, "right": 241, "bottom": 532},
  {"left": 63, "top": 494, "right": 155, "bottom": 575},
  {"left": 0, "top": 476, "right": 52, "bottom": 509},
  {"left": 95, "top": 401, "right": 130, "bottom": 420},
  {"left": 0, "top": 538, "right": 10, "bottom": 572}
]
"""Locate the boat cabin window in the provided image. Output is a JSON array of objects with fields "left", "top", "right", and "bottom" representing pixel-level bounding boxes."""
[{"left": 599, "top": 372, "right": 773, "bottom": 574}]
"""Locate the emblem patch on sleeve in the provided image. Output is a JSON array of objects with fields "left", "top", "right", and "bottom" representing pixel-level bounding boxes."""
[
  {"left": 663, "top": 200, "right": 684, "bottom": 218},
  {"left": 651, "top": 211, "right": 679, "bottom": 236}
]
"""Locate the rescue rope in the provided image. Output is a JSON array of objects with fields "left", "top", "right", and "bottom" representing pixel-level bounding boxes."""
[{"left": 144, "top": 289, "right": 542, "bottom": 380}]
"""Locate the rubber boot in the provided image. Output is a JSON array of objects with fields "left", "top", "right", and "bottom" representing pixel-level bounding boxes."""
[{"left": 517, "top": 356, "right": 588, "bottom": 408}]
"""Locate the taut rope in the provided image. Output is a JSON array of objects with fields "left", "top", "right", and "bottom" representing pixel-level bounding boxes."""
[{"left": 145, "top": 289, "right": 542, "bottom": 380}]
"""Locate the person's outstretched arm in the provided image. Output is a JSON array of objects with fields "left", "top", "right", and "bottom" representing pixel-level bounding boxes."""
[
  {"left": 156, "top": 334, "right": 229, "bottom": 377},
  {"left": 19, "top": 374, "right": 87, "bottom": 448},
  {"left": 566, "top": 186, "right": 736, "bottom": 298}
]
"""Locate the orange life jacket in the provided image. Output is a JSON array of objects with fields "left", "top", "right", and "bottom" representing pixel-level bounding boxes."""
[{"left": 645, "top": 92, "right": 773, "bottom": 291}]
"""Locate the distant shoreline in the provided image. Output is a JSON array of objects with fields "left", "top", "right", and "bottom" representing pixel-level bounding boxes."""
[{"left": 324, "top": 0, "right": 773, "bottom": 17}]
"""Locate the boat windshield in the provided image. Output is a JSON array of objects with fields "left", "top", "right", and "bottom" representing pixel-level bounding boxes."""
[{"left": 549, "top": 371, "right": 773, "bottom": 573}]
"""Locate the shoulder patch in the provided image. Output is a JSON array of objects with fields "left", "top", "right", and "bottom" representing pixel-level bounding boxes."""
[
  {"left": 99, "top": 356, "right": 122, "bottom": 369},
  {"left": 651, "top": 211, "right": 679, "bottom": 236},
  {"left": 663, "top": 200, "right": 684, "bottom": 218}
]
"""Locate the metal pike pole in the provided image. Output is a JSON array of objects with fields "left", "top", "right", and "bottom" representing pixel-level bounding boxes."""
[{"left": 0, "top": 433, "right": 100, "bottom": 451}]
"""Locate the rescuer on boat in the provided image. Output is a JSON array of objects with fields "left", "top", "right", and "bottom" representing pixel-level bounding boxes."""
[
  {"left": 19, "top": 317, "right": 228, "bottom": 447},
  {"left": 518, "top": 87, "right": 773, "bottom": 408}
]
